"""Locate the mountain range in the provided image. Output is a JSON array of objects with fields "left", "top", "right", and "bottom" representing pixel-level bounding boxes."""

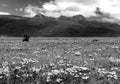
[{"left": 0, "top": 14, "right": 120, "bottom": 37}]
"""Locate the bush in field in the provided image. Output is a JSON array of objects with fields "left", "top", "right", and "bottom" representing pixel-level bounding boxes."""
[{"left": 22, "top": 34, "right": 30, "bottom": 42}]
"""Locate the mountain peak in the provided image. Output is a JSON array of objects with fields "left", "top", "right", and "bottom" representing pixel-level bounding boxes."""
[
  {"left": 34, "top": 14, "right": 46, "bottom": 18},
  {"left": 70, "top": 15, "right": 87, "bottom": 21},
  {"left": 58, "top": 15, "right": 87, "bottom": 22}
]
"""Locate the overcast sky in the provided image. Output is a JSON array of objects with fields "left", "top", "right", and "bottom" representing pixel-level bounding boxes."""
[{"left": 0, "top": 0, "right": 120, "bottom": 19}]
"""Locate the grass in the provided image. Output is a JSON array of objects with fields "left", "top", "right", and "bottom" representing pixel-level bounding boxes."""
[{"left": 0, "top": 37, "right": 120, "bottom": 84}]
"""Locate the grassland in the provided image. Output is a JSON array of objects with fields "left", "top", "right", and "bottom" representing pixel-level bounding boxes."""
[{"left": 0, "top": 37, "right": 120, "bottom": 84}]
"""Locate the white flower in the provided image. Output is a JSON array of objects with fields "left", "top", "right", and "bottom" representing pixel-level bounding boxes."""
[
  {"left": 22, "top": 74, "right": 29, "bottom": 77},
  {"left": 52, "top": 70, "right": 60, "bottom": 75},
  {"left": 111, "top": 45, "right": 119, "bottom": 49},
  {"left": 12, "top": 62, "right": 16, "bottom": 64},
  {"left": 47, "top": 72, "right": 53, "bottom": 76},
  {"left": 109, "top": 57, "right": 120, "bottom": 63},
  {"left": 66, "top": 68, "right": 72, "bottom": 72},
  {"left": 80, "top": 67, "right": 89, "bottom": 71},
  {"left": 6, "top": 73, "right": 10, "bottom": 76},
  {"left": 74, "top": 51, "right": 81, "bottom": 56},
  {"left": 59, "top": 59, "right": 64, "bottom": 64},
  {"left": 3, "top": 67, "right": 9, "bottom": 73},
  {"left": 111, "top": 67, "right": 120, "bottom": 71},
  {"left": 47, "top": 76, "right": 51, "bottom": 82},
  {"left": 79, "top": 73, "right": 82, "bottom": 75},
  {"left": 110, "top": 71, "right": 118, "bottom": 79},
  {"left": 2, "top": 61, "right": 8, "bottom": 66},
  {"left": 56, "top": 78, "right": 62, "bottom": 82},
  {"left": 16, "top": 74, "right": 20, "bottom": 77},
  {"left": 114, "top": 74, "right": 118, "bottom": 79},
  {"left": 32, "top": 66, "right": 41, "bottom": 73},
  {"left": 0, "top": 68, "right": 3, "bottom": 74},
  {"left": 96, "top": 48, "right": 102, "bottom": 51},
  {"left": 49, "top": 63, "right": 55, "bottom": 66},
  {"left": 33, "top": 51, "right": 39, "bottom": 54},
  {"left": 0, "top": 76, "right": 3, "bottom": 78},
  {"left": 15, "top": 66, "right": 21, "bottom": 69},
  {"left": 90, "top": 58, "right": 95, "bottom": 61},
  {"left": 56, "top": 55, "right": 62, "bottom": 58},
  {"left": 74, "top": 75, "right": 79, "bottom": 77},
  {"left": 29, "top": 58, "right": 39, "bottom": 63},
  {"left": 82, "top": 76, "right": 89, "bottom": 79},
  {"left": 107, "top": 74, "right": 113, "bottom": 78}
]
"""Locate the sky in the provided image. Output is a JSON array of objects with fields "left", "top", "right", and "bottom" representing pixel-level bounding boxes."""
[{"left": 0, "top": 0, "right": 120, "bottom": 19}]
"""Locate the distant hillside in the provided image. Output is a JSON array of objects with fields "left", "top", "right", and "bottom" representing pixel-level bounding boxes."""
[{"left": 0, "top": 14, "right": 120, "bottom": 37}]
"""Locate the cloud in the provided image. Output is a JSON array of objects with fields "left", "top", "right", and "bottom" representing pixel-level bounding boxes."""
[
  {"left": 1, "top": 4, "right": 8, "bottom": 7},
  {"left": 24, "top": 1, "right": 96, "bottom": 17},
  {"left": 97, "top": 0, "right": 120, "bottom": 19},
  {"left": 24, "top": 4, "right": 44, "bottom": 17},
  {"left": 88, "top": 7, "right": 116, "bottom": 23},
  {"left": 0, "top": 12, "right": 10, "bottom": 15},
  {"left": 94, "top": 7, "right": 111, "bottom": 18},
  {"left": 24, "top": 0, "right": 120, "bottom": 19},
  {"left": 87, "top": 7, "right": 120, "bottom": 24},
  {"left": 55, "top": 0, "right": 97, "bottom": 5}
]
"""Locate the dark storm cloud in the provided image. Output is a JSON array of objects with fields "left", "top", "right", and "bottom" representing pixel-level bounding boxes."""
[
  {"left": 95, "top": 7, "right": 104, "bottom": 16},
  {"left": 39, "top": 0, "right": 53, "bottom": 3},
  {"left": 94, "top": 7, "right": 111, "bottom": 18},
  {"left": 92, "top": 7, "right": 118, "bottom": 23}
]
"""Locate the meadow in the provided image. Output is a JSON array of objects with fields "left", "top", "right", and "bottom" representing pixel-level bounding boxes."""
[{"left": 0, "top": 37, "right": 120, "bottom": 84}]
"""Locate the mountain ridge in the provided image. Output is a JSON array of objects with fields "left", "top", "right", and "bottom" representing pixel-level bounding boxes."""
[{"left": 0, "top": 14, "right": 120, "bottom": 37}]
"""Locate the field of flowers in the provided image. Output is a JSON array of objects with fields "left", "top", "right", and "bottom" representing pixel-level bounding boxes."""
[{"left": 0, "top": 38, "right": 120, "bottom": 84}]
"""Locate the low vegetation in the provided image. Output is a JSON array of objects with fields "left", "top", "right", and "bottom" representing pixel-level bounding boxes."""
[{"left": 0, "top": 38, "right": 120, "bottom": 84}]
